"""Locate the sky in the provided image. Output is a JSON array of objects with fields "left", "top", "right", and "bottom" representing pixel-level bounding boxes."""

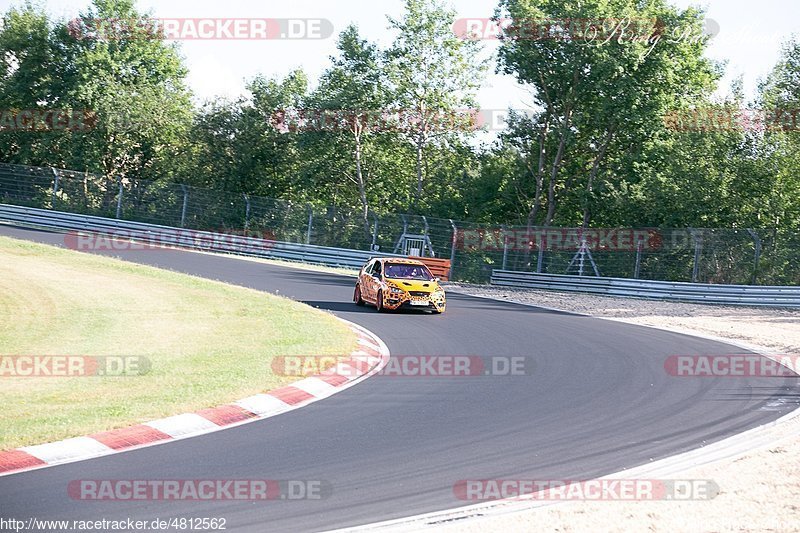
[{"left": 4, "top": 0, "right": 800, "bottom": 110}]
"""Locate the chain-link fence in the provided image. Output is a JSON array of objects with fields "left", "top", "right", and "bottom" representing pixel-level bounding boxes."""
[{"left": 1, "top": 162, "right": 798, "bottom": 285}]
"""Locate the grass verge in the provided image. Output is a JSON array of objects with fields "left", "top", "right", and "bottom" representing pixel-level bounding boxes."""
[{"left": 0, "top": 235, "right": 357, "bottom": 449}]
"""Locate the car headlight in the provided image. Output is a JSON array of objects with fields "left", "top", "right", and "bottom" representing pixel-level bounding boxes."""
[
  {"left": 389, "top": 286, "right": 405, "bottom": 295},
  {"left": 432, "top": 290, "right": 445, "bottom": 298}
]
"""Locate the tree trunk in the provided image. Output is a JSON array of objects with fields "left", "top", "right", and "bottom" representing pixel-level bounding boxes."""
[
  {"left": 527, "top": 119, "right": 549, "bottom": 227},
  {"left": 353, "top": 122, "right": 370, "bottom": 240},
  {"left": 414, "top": 85, "right": 428, "bottom": 209},
  {"left": 544, "top": 124, "right": 569, "bottom": 226},
  {"left": 581, "top": 130, "right": 614, "bottom": 228}
]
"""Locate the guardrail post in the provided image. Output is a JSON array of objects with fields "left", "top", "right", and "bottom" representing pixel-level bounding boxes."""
[
  {"left": 691, "top": 229, "right": 703, "bottom": 283},
  {"left": 50, "top": 168, "right": 60, "bottom": 209},
  {"left": 747, "top": 228, "right": 762, "bottom": 285},
  {"left": 306, "top": 204, "right": 313, "bottom": 244},
  {"left": 449, "top": 219, "right": 457, "bottom": 280},
  {"left": 115, "top": 176, "right": 123, "bottom": 219},
  {"left": 634, "top": 235, "right": 643, "bottom": 279},
  {"left": 243, "top": 194, "right": 251, "bottom": 232},
  {"left": 180, "top": 185, "right": 188, "bottom": 228}
]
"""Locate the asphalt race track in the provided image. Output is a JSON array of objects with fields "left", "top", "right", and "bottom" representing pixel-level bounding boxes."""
[{"left": 1, "top": 224, "right": 797, "bottom": 532}]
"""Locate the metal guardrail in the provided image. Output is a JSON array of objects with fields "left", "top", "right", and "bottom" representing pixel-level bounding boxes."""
[
  {"left": 3, "top": 204, "right": 798, "bottom": 307},
  {"left": 6, "top": 162, "right": 800, "bottom": 285},
  {"left": 0, "top": 204, "right": 405, "bottom": 270},
  {"left": 491, "top": 270, "right": 800, "bottom": 308}
]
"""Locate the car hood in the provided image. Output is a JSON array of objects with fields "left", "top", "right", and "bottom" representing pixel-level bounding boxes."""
[{"left": 385, "top": 278, "right": 441, "bottom": 292}]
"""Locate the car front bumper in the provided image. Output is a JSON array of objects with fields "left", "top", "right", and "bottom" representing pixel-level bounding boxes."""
[{"left": 384, "top": 292, "right": 446, "bottom": 312}]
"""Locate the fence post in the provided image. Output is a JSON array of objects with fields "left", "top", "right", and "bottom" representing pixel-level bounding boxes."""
[
  {"left": 50, "top": 167, "right": 59, "bottom": 209},
  {"left": 393, "top": 215, "right": 409, "bottom": 254},
  {"left": 115, "top": 176, "right": 123, "bottom": 219},
  {"left": 691, "top": 228, "right": 703, "bottom": 283},
  {"left": 634, "top": 235, "right": 643, "bottom": 279},
  {"left": 501, "top": 224, "right": 508, "bottom": 271},
  {"left": 536, "top": 236, "right": 544, "bottom": 273},
  {"left": 747, "top": 228, "right": 762, "bottom": 285},
  {"left": 180, "top": 185, "right": 188, "bottom": 228},
  {"left": 306, "top": 204, "right": 313, "bottom": 244},
  {"left": 421, "top": 215, "right": 434, "bottom": 257},
  {"left": 243, "top": 194, "right": 251, "bottom": 232},
  {"left": 449, "top": 219, "right": 457, "bottom": 280}
]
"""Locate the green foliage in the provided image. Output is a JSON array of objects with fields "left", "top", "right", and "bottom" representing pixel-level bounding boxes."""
[
  {"left": 189, "top": 70, "right": 308, "bottom": 196},
  {"left": 0, "top": 0, "right": 193, "bottom": 181},
  {"left": 386, "top": 0, "right": 486, "bottom": 209},
  {"left": 1, "top": 0, "right": 799, "bottom": 285},
  {"left": 496, "top": 0, "right": 720, "bottom": 227}
]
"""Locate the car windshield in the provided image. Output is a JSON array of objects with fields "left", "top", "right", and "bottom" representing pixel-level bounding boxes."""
[{"left": 384, "top": 263, "right": 434, "bottom": 281}]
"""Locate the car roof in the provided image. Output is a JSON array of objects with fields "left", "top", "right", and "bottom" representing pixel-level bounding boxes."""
[{"left": 372, "top": 257, "right": 426, "bottom": 266}]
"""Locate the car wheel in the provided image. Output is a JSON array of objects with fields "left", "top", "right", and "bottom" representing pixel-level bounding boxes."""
[
  {"left": 376, "top": 290, "right": 386, "bottom": 312},
  {"left": 354, "top": 284, "right": 365, "bottom": 306}
]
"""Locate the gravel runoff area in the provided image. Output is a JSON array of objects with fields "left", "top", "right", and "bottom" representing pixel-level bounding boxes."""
[{"left": 438, "top": 283, "right": 800, "bottom": 533}]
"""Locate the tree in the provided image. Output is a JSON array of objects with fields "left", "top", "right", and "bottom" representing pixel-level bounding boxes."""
[
  {"left": 386, "top": 0, "right": 486, "bottom": 209},
  {"left": 496, "top": 0, "right": 719, "bottom": 227},
  {"left": 304, "top": 25, "right": 389, "bottom": 237},
  {"left": 0, "top": 3, "right": 80, "bottom": 166},
  {"left": 64, "top": 0, "right": 193, "bottom": 182},
  {"left": 0, "top": 0, "right": 194, "bottom": 185},
  {"left": 756, "top": 38, "right": 800, "bottom": 230},
  {"left": 190, "top": 70, "right": 308, "bottom": 197}
]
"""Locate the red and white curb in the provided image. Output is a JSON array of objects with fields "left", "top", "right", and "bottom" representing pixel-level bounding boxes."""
[{"left": 0, "top": 319, "right": 389, "bottom": 477}]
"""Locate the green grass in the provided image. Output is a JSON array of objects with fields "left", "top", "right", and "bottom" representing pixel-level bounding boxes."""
[{"left": 0, "top": 236, "right": 357, "bottom": 449}]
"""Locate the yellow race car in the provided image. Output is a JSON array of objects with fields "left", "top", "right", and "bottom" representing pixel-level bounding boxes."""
[{"left": 353, "top": 257, "right": 446, "bottom": 314}]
